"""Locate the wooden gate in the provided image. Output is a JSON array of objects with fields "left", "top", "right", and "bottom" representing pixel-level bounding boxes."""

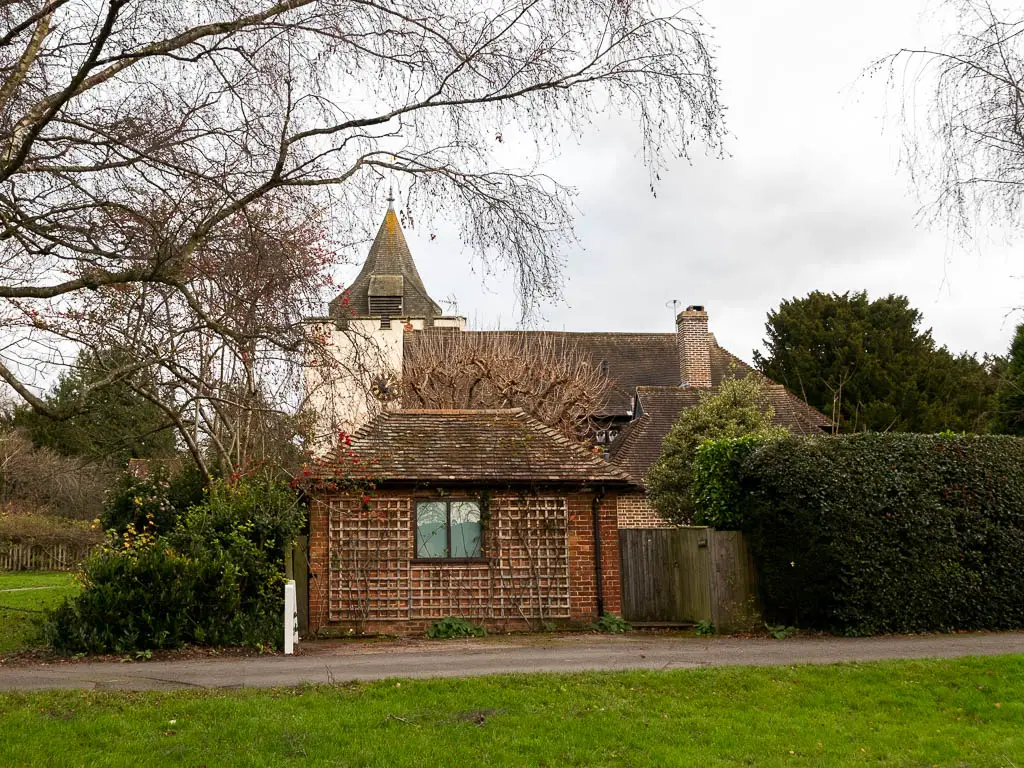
[{"left": 618, "top": 527, "right": 759, "bottom": 633}]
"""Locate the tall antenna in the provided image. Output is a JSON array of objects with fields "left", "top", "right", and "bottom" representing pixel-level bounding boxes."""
[{"left": 665, "top": 299, "right": 681, "bottom": 322}]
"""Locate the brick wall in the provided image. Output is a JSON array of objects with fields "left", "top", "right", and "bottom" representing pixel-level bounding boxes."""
[
  {"left": 566, "top": 493, "right": 621, "bottom": 621},
  {"left": 617, "top": 491, "right": 678, "bottom": 529},
  {"left": 676, "top": 307, "right": 712, "bottom": 388},
  {"left": 307, "top": 488, "right": 621, "bottom": 635}
]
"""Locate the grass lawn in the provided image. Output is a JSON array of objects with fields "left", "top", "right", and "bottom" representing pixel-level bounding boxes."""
[
  {"left": 0, "top": 571, "right": 79, "bottom": 654},
  {"left": 1, "top": 655, "right": 1022, "bottom": 767}
]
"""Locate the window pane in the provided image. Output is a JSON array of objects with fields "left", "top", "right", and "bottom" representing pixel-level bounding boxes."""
[
  {"left": 416, "top": 502, "right": 448, "bottom": 558},
  {"left": 450, "top": 501, "right": 482, "bottom": 558}
]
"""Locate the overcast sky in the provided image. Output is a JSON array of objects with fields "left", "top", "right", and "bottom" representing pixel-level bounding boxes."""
[{"left": 340, "top": 0, "right": 1022, "bottom": 364}]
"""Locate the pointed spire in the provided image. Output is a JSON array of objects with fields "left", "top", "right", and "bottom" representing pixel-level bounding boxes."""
[{"left": 328, "top": 201, "right": 442, "bottom": 321}]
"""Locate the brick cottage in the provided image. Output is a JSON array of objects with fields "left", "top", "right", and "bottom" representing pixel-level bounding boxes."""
[
  {"left": 304, "top": 203, "right": 830, "bottom": 535},
  {"left": 306, "top": 409, "right": 635, "bottom": 635},
  {"left": 301, "top": 204, "right": 829, "bottom": 633}
]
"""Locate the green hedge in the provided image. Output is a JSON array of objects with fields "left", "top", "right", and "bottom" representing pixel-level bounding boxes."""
[
  {"left": 692, "top": 435, "right": 776, "bottom": 529},
  {"left": 732, "top": 434, "right": 1024, "bottom": 635},
  {"left": 45, "top": 480, "right": 303, "bottom": 654}
]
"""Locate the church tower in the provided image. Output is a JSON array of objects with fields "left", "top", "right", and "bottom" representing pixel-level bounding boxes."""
[
  {"left": 304, "top": 203, "right": 464, "bottom": 447},
  {"left": 327, "top": 200, "right": 443, "bottom": 325}
]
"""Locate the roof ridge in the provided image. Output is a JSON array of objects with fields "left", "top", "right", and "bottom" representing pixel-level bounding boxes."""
[
  {"left": 399, "top": 408, "right": 523, "bottom": 415},
  {"left": 435, "top": 330, "right": 677, "bottom": 338}
]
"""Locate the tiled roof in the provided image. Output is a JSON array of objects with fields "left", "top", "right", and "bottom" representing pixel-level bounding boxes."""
[
  {"left": 328, "top": 206, "right": 442, "bottom": 320},
  {"left": 405, "top": 330, "right": 813, "bottom": 419},
  {"left": 309, "top": 409, "right": 634, "bottom": 485},
  {"left": 608, "top": 384, "right": 832, "bottom": 484},
  {"left": 405, "top": 330, "right": 680, "bottom": 415}
]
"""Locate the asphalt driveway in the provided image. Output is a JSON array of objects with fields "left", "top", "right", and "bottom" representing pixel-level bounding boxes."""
[{"left": 1, "top": 631, "right": 1022, "bottom": 692}]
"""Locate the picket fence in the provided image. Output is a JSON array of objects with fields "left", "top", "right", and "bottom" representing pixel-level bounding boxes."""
[{"left": 0, "top": 541, "right": 94, "bottom": 571}]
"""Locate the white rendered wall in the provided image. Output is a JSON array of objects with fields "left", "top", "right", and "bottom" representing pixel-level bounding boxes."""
[{"left": 303, "top": 316, "right": 465, "bottom": 452}]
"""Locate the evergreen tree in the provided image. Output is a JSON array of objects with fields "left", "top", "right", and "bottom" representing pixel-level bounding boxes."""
[
  {"left": 646, "top": 375, "right": 786, "bottom": 524},
  {"left": 12, "top": 348, "right": 176, "bottom": 467},
  {"left": 755, "top": 291, "right": 999, "bottom": 433},
  {"left": 993, "top": 324, "right": 1024, "bottom": 435}
]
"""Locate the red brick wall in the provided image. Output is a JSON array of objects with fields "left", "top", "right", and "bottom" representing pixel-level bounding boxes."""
[
  {"left": 307, "top": 488, "right": 622, "bottom": 635},
  {"left": 617, "top": 491, "right": 678, "bottom": 529}
]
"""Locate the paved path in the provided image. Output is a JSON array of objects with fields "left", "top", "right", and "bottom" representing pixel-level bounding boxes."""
[{"left": 1, "top": 632, "right": 1022, "bottom": 692}]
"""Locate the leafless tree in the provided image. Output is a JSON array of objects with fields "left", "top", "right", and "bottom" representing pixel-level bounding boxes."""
[
  {"left": 402, "top": 332, "right": 610, "bottom": 442},
  {"left": 0, "top": 428, "right": 108, "bottom": 519},
  {"left": 880, "top": 1, "right": 1024, "bottom": 236},
  {"left": 0, "top": 0, "right": 725, "bottom": 472}
]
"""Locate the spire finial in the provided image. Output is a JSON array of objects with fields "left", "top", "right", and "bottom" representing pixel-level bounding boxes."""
[{"left": 387, "top": 181, "right": 394, "bottom": 210}]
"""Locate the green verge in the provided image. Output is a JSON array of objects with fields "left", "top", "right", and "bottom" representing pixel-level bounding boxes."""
[
  {"left": 1, "top": 656, "right": 1022, "bottom": 767},
  {"left": 0, "top": 572, "right": 79, "bottom": 654}
]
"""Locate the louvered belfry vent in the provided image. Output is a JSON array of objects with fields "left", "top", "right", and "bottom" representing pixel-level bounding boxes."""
[{"left": 368, "top": 295, "right": 402, "bottom": 316}]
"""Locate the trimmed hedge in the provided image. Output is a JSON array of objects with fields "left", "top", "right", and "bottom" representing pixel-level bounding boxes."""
[
  {"left": 727, "top": 434, "right": 1024, "bottom": 635},
  {"left": 0, "top": 513, "right": 101, "bottom": 548}
]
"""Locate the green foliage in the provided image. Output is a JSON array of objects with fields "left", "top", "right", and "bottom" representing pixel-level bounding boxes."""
[
  {"left": 993, "top": 323, "right": 1024, "bottom": 434},
  {"left": 764, "top": 623, "right": 796, "bottom": 639},
  {"left": 592, "top": 613, "right": 631, "bottom": 634},
  {"left": 100, "top": 465, "right": 207, "bottom": 537},
  {"left": 426, "top": 617, "right": 487, "bottom": 639},
  {"left": 11, "top": 348, "right": 176, "bottom": 468},
  {"left": 755, "top": 291, "right": 1001, "bottom": 434},
  {"left": 646, "top": 375, "right": 787, "bottom": 524},
  {"left": 694, "top": 619, "right": 715, "bottom": 636},
  {"left": 692, "top": 435, "right": 777, "bottom": 529},
  {"left": 45, "top": 479, "right": 304, "bottom": 654},
  {"left": 736, "top": 433, "right": 1024, "bottom": 635}
]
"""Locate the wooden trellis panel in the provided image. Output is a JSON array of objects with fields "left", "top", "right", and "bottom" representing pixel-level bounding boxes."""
[
  {"left": 490, "top": 497, "right": 570, "bottom": 620},
  {"left": 409, "top": 564, "right": 491, "bottom": 619},
  {"left": 328, "top": 497, "right": 410, "bottom": 622}
]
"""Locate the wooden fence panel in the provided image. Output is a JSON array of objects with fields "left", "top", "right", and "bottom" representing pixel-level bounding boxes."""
[
  {"left": 708, "top": 530, "right": 760, "bottom": 633},
  {"left": 619, "top": 527, "right": 758, "bottom": 631},
  {"left": 0, "top": 542, "right": 94, "bottom": 572}
]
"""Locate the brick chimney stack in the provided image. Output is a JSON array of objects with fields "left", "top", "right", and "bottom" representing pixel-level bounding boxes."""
[{"left": 676, "top": 305, "right": 712, "bottom": 388}]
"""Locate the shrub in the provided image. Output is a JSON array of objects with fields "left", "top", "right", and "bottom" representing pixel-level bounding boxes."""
[
  {"left": 692, "top": 435, "right": 777, "bottom": 529},
  {"left": 738, "top": 433, "right": 1024, "bottom": 635},
  {"left": 426, "top": 617, "right": 487, "bottom": 639},
  {"left": 593, "top": 613, "right": 631, "bottom": 634},
  {"left": 646, "top": 375, "right": 787, "bottom": 524},
  {"left": 45, "top": 478, "right": 304, "bottom": 654},
  {"left": 0, "top": 508, "right": 102, "bottom": 548},
  {"left": 100, "top": 464, "right": 206, "bottom": 536},
  {"left": 695, "top": 619, "right": 715, "bottom": 636}
]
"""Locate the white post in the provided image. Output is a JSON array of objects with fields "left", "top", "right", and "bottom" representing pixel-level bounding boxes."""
[{"left": 284, "top": 579, "right": 298, "bottom": 655}]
